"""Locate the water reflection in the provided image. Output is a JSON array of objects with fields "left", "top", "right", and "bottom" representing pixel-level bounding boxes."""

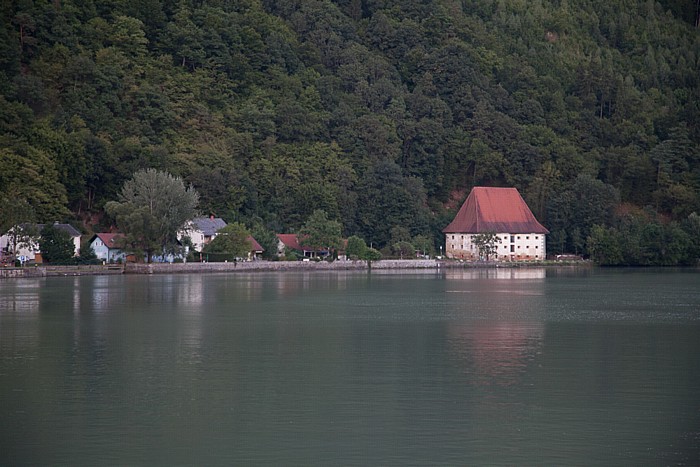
[
  {"left": 445, "top": 268, "right": 546, "bottom": 386},
  {"left": 1, "top": 270, "right": 699, "bottom": 465},
  {"left": 444, "top": 268, "right": 546, "bottom": 280}
]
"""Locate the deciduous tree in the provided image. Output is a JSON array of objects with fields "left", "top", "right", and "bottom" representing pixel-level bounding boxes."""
[
  {"left": 105, "top": 169, "right": 198, "bottom": 262},
  {"left": 202, "top": 222, "right": 252, "bottom": 260},
  {"left": 39, "top": 224, "right": 75, "bottom": 264},
  {"left": 471, "top": 232, "right": 502, "bottom": 261},
  {"left": 298, "top": 209, "right": 343, "bottom": 256}
]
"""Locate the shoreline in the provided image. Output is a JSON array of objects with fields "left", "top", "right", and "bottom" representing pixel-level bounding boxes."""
[{"left": 0, "top": 259, "right": 590, "bottom": 279}]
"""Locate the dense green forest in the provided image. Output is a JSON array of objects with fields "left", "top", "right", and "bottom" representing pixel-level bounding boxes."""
[{"left": 1, "top": 0, "right": 699, "bottom": 264}]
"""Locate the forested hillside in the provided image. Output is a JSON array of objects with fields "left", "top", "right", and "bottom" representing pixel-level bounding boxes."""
[{"left": 1, "top": 0, "right": 699, "bottom": 262}]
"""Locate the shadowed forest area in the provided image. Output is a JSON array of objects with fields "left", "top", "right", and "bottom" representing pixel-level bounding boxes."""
[{"left": 1, "top": 0, "right": 699, "bottom": 264}]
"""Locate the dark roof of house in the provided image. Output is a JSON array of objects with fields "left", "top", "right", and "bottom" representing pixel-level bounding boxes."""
[
  {"left": 90, "top": 233, "right": 125, "bottom": 249},
  {"left": 190, "top": 217, "right": 227, "bottom": 236},
  {"left": 443, "top": 187, "right": 549, "bottom": 234},
  {"left": 37, "top": 223, "right": 82, "bottom": 237},
  {"left": 277, "top": 234, "right": 303, "bottom": 251},
  {"left": 247, "top": 236, "right": 264, "bottom": 252},
  {"left": 276, "top": 234, "right": 332, "bottom": 253}
]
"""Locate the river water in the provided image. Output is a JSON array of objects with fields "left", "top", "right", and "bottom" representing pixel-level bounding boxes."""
[{"left": 1, "top": 268, "right": 699, "bottom": 465}]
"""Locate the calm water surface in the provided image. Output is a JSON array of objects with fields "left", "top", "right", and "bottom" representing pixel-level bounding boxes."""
[{"left": 1, "top": 268, "right": 699, "bottom": 465}]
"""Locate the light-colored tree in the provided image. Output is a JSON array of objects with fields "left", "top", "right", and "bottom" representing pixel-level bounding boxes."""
[
  {"left": 298, "top": 209, "right": 343, "bottom": 257},
  {"left": 345, "top": 235, "right": 368, "bottom": 260},
  {"left": 202, "top": 223, "right": 252, "bottom": 260},
  {"left": 105, "top": 169, "right": 198, "bottom": 262},
  {"left": 471, "top": 232, "right": 502, "bottom": 261},
  {"left": 0, "top": 195, "right": 37, "bottom": 262}
]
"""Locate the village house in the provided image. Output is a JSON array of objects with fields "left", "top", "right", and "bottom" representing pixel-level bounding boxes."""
[
  {"left": 89, "top": 233, "right": 126, "bottom": 263},
  {"left": 181, "top": 216, "right": 227, "bottom": 252},
  {"left": 443, "top": 187, "right": 549, "bottom": 261},
  {"left": 247, "top": 236, "right": 265, "bottom": 260},
  {"left": 276, "top": 234, "right": 326, "bottom": 259},
  {"left": 0, "top": 222, "right": 82, "bottom": 263}
]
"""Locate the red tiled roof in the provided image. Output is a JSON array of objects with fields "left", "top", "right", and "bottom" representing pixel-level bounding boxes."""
[
  {"left": 443, "top": 187, "right": 549, "bottom": 234},
  {"left": 93, "top": 233, "right": 125, "bottom": 248},
  {"left": 247, "top": 236, "right": 264, "bottom": 252},
  {"left": 276, "top": 234, "right": 303, "bottom": 251}
]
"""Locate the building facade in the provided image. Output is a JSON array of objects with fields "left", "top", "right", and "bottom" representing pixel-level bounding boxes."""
[
  {"left": 89, "top": 233, "right": 126, "bottom": 263},
  {"left": 443, "top": 187, "right": 548, "bottom": 261},
  {"left": 0, "top": 223, "right": 81, "bottom": 262},
  {"left": 181, "top": 216, "right": 227, "bottom": 252}
]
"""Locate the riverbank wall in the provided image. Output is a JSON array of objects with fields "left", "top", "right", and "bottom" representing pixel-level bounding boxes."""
[
  {"left": 1, "top": 259, "right": 588, "bottom": 279},
  {"left": 0, "top": 264, "right": 125, "bottom": 279},
  {"left": 124, "top": 259, "right": 442, "bottom": 274}
]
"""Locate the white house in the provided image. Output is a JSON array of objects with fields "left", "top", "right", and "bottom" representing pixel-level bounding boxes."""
[
  {"left": 0, "top": 222, "right": 81, "bottom": 262},
  {"left": 443, "top": 187, "right": 549, "bottom": 261},
  {"left": 180, "top": 216, "right": 227, "bottom": 252},
  {"left": 89, "top": 233, "right": 126, "bottom": 263}
]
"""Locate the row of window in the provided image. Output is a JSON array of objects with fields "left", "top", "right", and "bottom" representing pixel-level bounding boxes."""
[
  {"left": 456, "top": 244, "right": 539, "bottom": 251},
  {"left": 449, "top": 235, "right": 541, "bottom": 241}
]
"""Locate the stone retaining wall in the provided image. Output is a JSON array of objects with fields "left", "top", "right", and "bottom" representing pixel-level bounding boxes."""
[
  {"left": 0, "top": 265, "right": 124, "bottom": 279},
  {"left": 3, "top": 259, "right": 570, "bottom": 279},
  {"left": 124, "top": 259, "right": 442, "bottom": 274}
]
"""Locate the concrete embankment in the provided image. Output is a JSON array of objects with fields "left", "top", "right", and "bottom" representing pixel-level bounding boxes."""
[
  {"left": 124, "top": 259, "right": 442, "bottom": 274},
  {"left": 2, "top": 259, "right": 579, "bottom": 279},
  {"left": 0, "top": 264, "right": 125, "bottom": 279}
]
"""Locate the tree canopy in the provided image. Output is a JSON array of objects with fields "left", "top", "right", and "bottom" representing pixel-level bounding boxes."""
[
  {"left": 1, "top": 0, "right": 699, "bottom": 264},
  {"left": 202, "top": 222, "right": 252, "bottom": 259},
  {"left": 105, "top": 169, "right": 198, "bottom": 262}
]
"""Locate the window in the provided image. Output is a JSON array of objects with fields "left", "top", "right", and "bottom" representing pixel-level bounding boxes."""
[
  {"left": 526, "top": 236, "right": 529, "bottom": 240},
  {"left": 510, "top": 236, "right": 515, "bottom": 243},
  {"left": 518, "top": 245, "right": 521, "bottom": 249},
  {"left": 535, "top": 246, "right": 538, "bottom": 249},
  {"left": 510, "top": 245, "right": 515, "bottom": 252},
  {"left": 535, "top": 236, "right": 539, "bottom": 240}
]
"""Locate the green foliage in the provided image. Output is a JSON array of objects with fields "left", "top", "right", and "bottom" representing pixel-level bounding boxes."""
[
  {"left": 412, "top": 234, "right": 434, "bottom": 257},
  {"left": 202, "top": 222, "right": 252, "bottom": 259},
  {"left": 471, "top": 232, "right": 503, "bottom": 261},
  {"left": 362, "top": 247, "right": 382, "bottom": 262},
  {"left": 547, "top": 175, "right": 620, "bottom": 255},
  {"left": 105, "top": 169, "right": 198, "bottom": 262},
  {"left": 391, "top": 241, "right": 415, "bottom": 259},
  {"left": 0, "top": 193, "right": 35, "bottom": 236},
  {"left": 0, "top": 0, "right": 698, "bottom": 263},
  {"left": 587, "top": 225, "right": 624, "bottom": 266},
  {"left": 39, "top": 224, "right": 75, "bottom": 264},
  {"left": 345, "top": 235, "right": 367, "bottom": 260},
  {"left": 298, "top": 209, "right": 343, "bottom": 253},
  {"left": 2, "top": 223, "right": 38, "bottom": 261},
  {"left": 250, "top": 221, "right": 279, "bottom": 260}
]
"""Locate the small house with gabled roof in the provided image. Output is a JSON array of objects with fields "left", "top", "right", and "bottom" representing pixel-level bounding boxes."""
[
  {"left": 276, "top": 234, "right": 329, "bottom": 258},
  {"left": 182, "top": 216, "right": 227, "bottom": 252},
  {"left": 89, "top": 233, "right": 126, "bottom": 263},
  {"left": 247, "top": 236, "right": 264, "bottom": 260},
  {"left": 443, "top": 187, "right": 549, "bottom": 261}
]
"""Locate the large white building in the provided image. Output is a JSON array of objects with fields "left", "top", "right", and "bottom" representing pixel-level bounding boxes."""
[
  {"left": 0, "top": 223, "right": 81, "bottom": 262},
  {"left": 443, "top": 187, "right": 549, "bottom": 261}
]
